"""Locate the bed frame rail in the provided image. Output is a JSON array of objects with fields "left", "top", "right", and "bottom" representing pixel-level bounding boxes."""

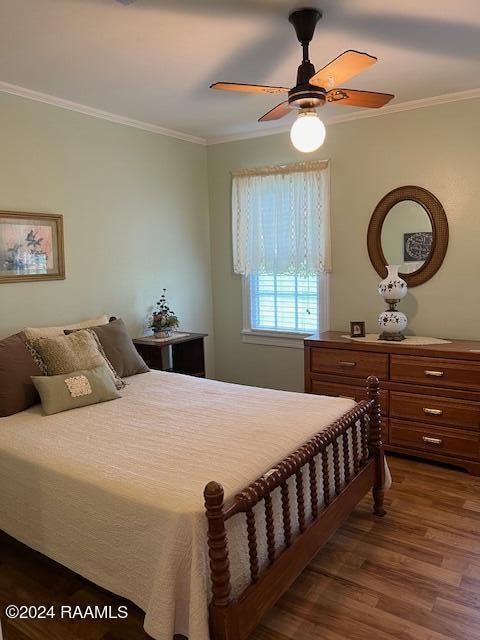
[{"left": 204, "top": 375, "right": 385, "bottom": 640}]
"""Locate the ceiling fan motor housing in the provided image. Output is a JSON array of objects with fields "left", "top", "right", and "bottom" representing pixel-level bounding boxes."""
[
  {"left": 288, "top": 85, "right": 326, "bottom": 109},
  {"left": 289, "top": 61, "right": 326, "bottom": 109}
]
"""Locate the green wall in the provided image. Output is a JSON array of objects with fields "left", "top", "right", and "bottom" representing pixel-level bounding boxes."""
[
  {"left": 207, "top": 99, "right": 480, "bottom": 391},
  {"left": 0, "top": 93, "right": 214, "bottom": 372},
  {"left": 2, "top": 92, "right": 479, "bottom": 392}
]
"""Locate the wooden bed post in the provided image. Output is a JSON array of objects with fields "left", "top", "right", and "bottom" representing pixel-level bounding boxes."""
[
  {"left": 205, "top": 481, "right": 232, "bottom": 640},
  {"left": 204, "top": 481, "right": 231, "bottom": 606},
  {"left": 367, "top": 375, "right": 386, "bottom": 517}
]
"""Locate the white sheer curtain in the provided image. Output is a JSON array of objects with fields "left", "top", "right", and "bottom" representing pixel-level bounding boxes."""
[{"left": 232, "top": 161, "right": 331, "bottom": 276}]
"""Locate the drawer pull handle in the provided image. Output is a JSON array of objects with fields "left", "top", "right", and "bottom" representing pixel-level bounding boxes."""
[
  {"left": 422, "top": 436, "right": 443, "bottom": 445},
  {"left": 338, "top": 361, "right": 356, "bottom": 368},
  {"left": 423, "top": 407, "right": 443, "bottom": 416},
  {"left": 424, "top": 370, "right": 444, "bottom": 377}
]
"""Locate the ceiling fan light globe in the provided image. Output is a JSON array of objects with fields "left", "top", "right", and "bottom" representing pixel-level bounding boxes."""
[{"left": 290, "top": 111, "right": 326, "bottom": 153}]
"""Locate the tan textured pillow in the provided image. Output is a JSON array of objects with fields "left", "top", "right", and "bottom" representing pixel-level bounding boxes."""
[
  {"left": 31, "top": 365, "right": 121, "bottom": 415},
  {"left": 24, "top": 315, "right": 109, "bottom": 340},
  {"left": 29, "top": 330, "right": 124, "bottom": 390},
  {"left": 66, "top": 318, "right": 149, "bottom": 378}
]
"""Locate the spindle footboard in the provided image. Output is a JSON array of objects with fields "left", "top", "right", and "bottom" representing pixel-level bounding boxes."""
[{"left": 204, "top": 375, "right": 385, "bottom": 640}]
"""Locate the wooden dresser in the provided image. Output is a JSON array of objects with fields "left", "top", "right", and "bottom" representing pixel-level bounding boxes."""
[{"left": 305, "top": 331, "right": 480, "bottom": 475}]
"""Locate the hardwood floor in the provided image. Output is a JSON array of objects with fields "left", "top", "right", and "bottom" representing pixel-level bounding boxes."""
[{"left": 1, "top": 455, "right": 480, "bottom": 640}]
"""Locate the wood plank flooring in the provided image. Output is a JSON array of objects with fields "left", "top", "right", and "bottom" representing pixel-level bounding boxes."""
[{"left": 1, "top": 455, "right": 480, "bottom": 640}]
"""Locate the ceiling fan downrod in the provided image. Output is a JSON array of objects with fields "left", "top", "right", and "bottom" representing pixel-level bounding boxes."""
[
  {"left": 289, "top": 8, "right": 322, "bottom": 89},
  {"left": 288, "top": 8, "right": 324, "bottom": 106}
]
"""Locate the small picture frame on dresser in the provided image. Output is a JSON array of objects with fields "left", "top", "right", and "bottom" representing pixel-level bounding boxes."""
[{"left": 350, "top": 321, "right": 366, "bottom": 338}]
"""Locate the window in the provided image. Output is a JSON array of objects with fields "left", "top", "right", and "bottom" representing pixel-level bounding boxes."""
[
  {"left": 242, "top": 272, "right": 329, "bottom": 347},
  {"left": 232, "top": 161, "right": 331, "bottom": 347},
  {"left": 250, "top": 274, "right": 319, "bottom": 333}
]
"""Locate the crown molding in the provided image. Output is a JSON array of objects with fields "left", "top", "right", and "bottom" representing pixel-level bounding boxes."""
[
  {"left": 0, "top": 80, "right": 207, "bottom": 145},
  {"left": 1, "top": 80, "right": 479, "bottom": 147},
  {"left": 207, "top": 87, "right": 480, "bottom": 145}
]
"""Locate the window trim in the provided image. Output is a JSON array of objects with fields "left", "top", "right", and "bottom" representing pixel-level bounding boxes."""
[{"left": 241, "top": 274, "right": 330, "bottom": 348}]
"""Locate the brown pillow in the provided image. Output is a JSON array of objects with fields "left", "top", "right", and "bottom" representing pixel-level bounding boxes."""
[
  {"left": 0, "top": 332, "right": 42, "bottom": 417},
  {"left": 66, "top": 318, "right": 149, "bottom": 378}
]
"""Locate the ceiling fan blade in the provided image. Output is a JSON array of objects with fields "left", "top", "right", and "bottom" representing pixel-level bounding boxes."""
[
  {"left": 310, "top": 50, "right": 377, "bottom": 90},
  {"left": 210, "top": 82, "right": 289, "bottom": 95},
  {"left": 258, "top": 101, "right": 293, "bottom": 122},
  {"left": 327, "top": 88, "right": 394, "bottom": 108}
]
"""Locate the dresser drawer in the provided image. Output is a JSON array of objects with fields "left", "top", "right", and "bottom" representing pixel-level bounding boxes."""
[
  {"left": 310, "top": 380, "right": 388, "bottom": 443},
  {"left": 310, "top": 380, "right": 389, "bottom": 416},
  {"left": 390, "top": 355, "right": 480, "bottom": 391},
  {"left": 390, "top": 392, "right": 480, "bottom": 431},
  {"left": 310, "top": 348, "right": 388, "bottom": 380},
  {"left": 390, "top": 419, "right": 480, "bottom": 461}
]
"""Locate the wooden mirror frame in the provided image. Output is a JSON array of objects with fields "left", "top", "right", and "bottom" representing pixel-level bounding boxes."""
[{"left": 367, "top": 185, "right": 449, "bottom": 287}]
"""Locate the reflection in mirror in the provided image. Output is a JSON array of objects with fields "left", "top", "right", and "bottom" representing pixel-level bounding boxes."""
[{"left": 380, "top": 200, "right": 432, "bottom": 275}]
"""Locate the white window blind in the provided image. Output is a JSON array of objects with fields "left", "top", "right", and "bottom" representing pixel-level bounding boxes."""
[{"left": 250, "top": 274, "right": 319, "bottom": 333}]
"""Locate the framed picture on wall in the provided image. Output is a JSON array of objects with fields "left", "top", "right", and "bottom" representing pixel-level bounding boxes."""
[{"left": 0, "top": 211, "right": 65, "bottom": 284}]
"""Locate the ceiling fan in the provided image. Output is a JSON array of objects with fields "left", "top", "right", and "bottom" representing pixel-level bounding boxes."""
[{"left": 210, "top": 8, "right": 394, "bottom": 152}]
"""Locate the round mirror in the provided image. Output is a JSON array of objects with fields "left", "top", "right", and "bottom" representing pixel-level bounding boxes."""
[
  {"left": 367, "top": 186, "right": 448, "bottom": 287},
  {"left": 380, "top": 200, "right": 433, "bottom": 275}
]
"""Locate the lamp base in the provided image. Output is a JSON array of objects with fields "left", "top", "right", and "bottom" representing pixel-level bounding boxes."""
[{"left": 378, "top": 331, "right": 406, "bottom": 342}]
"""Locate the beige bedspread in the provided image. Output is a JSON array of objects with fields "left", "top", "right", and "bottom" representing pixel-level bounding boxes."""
[{"left": 0, "top": 371, "right": 384, "bottom": 640}]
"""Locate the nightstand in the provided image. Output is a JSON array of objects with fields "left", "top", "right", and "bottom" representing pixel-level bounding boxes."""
[{"left": 133, "top": 332, "right": 207, "bottom": 377}]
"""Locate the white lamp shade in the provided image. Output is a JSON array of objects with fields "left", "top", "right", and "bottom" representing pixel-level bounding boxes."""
[{"left": 290, "top": 111, "right": 326, "bottom": 153}]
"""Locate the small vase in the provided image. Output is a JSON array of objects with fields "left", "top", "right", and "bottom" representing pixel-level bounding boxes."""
[
  {"left": 152, "top": 327, "right": 174, "bottom": 338},
  {"left": 378, "top": 265, "right": 407, "bottom": 302}
]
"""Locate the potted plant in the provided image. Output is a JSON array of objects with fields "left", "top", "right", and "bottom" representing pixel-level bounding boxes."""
[{"left": 150, "top": 289, "right": 179, "bottom": 338}]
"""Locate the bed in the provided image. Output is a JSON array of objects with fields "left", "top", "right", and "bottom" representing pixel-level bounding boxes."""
[{"left": 0, "top": 369, "right": 387, "bottom": 640}]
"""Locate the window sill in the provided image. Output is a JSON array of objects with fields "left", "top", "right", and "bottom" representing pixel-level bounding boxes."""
[{"left": 241, "top": 329, "right": 314, "bottom": 349}]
